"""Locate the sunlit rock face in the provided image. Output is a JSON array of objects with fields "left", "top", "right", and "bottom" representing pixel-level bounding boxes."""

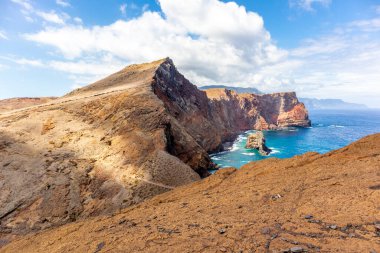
[
  {"left": 203, "top": 89, "right": 310, "bottom": 132},
  {"left": 0, "top": 58, "right": 310, "bottom": 242}
]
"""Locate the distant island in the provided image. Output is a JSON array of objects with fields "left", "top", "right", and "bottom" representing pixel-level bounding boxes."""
[
  {"left": 199, "top": 85, "right": 368, "bottom": 110},
  {"left": 298, "top": 98, "right": 367, "bottom": 110}
]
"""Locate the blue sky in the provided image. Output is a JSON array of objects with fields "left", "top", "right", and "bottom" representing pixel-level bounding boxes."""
[{"left": 1, "top": 0, "right": 380, "bottom": 107}]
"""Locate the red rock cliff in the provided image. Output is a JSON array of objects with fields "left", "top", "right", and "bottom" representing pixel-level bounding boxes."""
[{"left": 153, "top": 58, "right": 310, "bottom": 155}]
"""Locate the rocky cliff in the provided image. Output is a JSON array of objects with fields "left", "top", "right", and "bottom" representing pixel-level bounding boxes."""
[
  {"left": 204, "top": 89, "right": 310, "bottom": 132},
  {"left": 3, "top": 133, "right": 379, "bottom": 252},
  {"left": 153, "top": 59, "right": 310, "bottom": 153},
  {"left": 0, "top": 58, "right": 309, "bottom": 243}
]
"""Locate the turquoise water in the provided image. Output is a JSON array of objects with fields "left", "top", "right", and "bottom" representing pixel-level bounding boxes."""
[{"left": 210, "top": 110, "right": 380, "bottom": 169}]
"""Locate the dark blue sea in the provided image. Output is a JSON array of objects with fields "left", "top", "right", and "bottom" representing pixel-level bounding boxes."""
[{"left": 210, "top": 110, "right": 380, "bottom": 169}]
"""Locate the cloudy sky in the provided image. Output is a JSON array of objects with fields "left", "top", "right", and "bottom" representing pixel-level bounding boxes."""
[{"left": 0, "top": 0, "right": 380, "bottom": 107}]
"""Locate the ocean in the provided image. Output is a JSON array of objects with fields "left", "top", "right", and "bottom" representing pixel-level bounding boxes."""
[{"left": 210, "top": 110, "right": 380, "bottom": 169}]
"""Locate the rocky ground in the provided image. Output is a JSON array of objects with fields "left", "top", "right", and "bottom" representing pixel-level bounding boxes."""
[
  {"left": 2, "top": 133, "right": 379, "bottom": 252},
  {"left": 0, "top": 58, "right": 311, "bottom": 247},
  {"left": 0, "top": 59, "right": 200, "bottom": 243},
  {"left": 0, "top": 97, "right": 56, "bottom": 113}
]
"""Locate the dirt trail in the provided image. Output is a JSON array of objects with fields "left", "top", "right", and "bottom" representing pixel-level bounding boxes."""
[
  {"left": 139, "top": 178, "right": 175, "bottom": 190},
  {"left": 0, "top": 81, "right": 144, "bottom": 118}
]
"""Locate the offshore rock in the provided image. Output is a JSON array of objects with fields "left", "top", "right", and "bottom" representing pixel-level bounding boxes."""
[{"left": 245, "top": 131, "right": 271, "bottom": 155}]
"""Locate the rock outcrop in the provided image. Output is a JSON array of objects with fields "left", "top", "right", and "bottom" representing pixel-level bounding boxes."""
[
  {"left": 204, "top": 89, "right": 310, "bottom": 132},
  {"left": 0, "top": 58, "right": 309, "bottom": 242},
  {"left": 245, "top": 131, "right": 271, "bottom": 155},
  {"left": 3, "top": 133, "right": 379, "bottom": 252}
]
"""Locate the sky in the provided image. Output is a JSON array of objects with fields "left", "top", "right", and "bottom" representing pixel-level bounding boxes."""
[{"left": 0, "top": 0, "right": 380, "bottom": 107}]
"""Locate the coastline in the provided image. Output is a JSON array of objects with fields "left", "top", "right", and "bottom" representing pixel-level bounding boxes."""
[
  {"left": 209, "top": 109, "right": 380, "bottom": 169},
  {"left": 4, "top": 133, "right": 379, "bottom": 252}
]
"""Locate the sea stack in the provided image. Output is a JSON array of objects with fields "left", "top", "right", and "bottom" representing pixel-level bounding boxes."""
[{"left": 245, "top": 131, "right": 271, "bottom": 155}]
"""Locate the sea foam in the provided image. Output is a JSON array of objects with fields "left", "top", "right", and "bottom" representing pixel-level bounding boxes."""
[{"left": 328, "top": 125, "right": 345, "bottom": 128}]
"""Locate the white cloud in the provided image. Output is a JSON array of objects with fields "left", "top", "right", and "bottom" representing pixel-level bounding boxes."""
[
  {"left": 142, "top": 4, "right": 149, "bottom": 12},
  {"left": 291, "top": 36, "right": 347, "bottom": 57},
  {"left": 1, "top": 54, "right": 125, "bottom": 86},
  {"left": 19, "top": 0, "right": 380, "bottom": 107},
  {"left": 289, "top": 0, "right": 331, "bottom": 11},
  {"left": 24, "top": 16, "right": 34, "bottom": 23},
  {"left": 56, "top": 0, "right": 70, "bottom": 7},
  {"left": 11, "top": 0, "right": 69, "bottom": 25},
  {"left": 376, "top": 5, "right": 380, "bottom": 15},
  {"left": 258, "top": 24, "right": 380, "bottom": 107},
  {"left": 0, "top": 56, "right": 44, "bottom": 67},
  {"left": 0, "top": 64, "right": 7, "bottom": 70},
  {"left": 120, "top": 4, "right": 127, "bottom": 15},
  {"left": 0, "top": 31, "right": 8, "bottom": 40},
  {"left": 73, "top": 17, "right": 83, "bottom": 24},
  {"left": 36, "top": 11, "right": 66, "bottom": 25},
  {"left": 24, "top": 0, "right": 286, "bottom": 86},
  {"left": 16, "top": 58, "right": 44, "bottom": 67},
  {"left": 49, "top": 58, "right": 125, "bottom": 76},
  {"left": 349, "top": 18, "right": 380, "bottom": 32},
  {"left": 130, "top": 3, "right": 138, "bottom": 10},
  {"left": 11, "top": 0, "right": 33, "bottom": 11},
  {"left": 11, "top": 0, "right": 34, "bottom": 22}
]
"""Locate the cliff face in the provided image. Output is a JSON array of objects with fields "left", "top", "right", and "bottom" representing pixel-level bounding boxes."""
[
  {"left": 205, "top": 89, "right": 310, "bottom": 131},
  {"left": 0, "top": 58, "right": 309, "bottom": 242},
  {"left": 153, "top": 59, "right": 310, "bottom": 153},
  {"left": 4, "top": 133, "right": 379, "bottom": 252}
]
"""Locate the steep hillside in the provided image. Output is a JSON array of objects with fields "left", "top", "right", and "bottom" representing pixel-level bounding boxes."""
[
  {"left": 2, "top": 134, "right": 379, "bottom": 252},
  {"left": 0, "top": 58, "right": 309, "bottom": 243}
]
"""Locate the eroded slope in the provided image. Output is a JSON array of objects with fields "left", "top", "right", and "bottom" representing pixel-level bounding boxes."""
[
  {"left": 2, "top": 133, "right": 379, "bottom": 252},
  {"left": 0, "top": 58, "right": 310, "bottom": 244},
  {"left": 0, "top": 59, "right": 201, "bottom": 242},
  {"left": 0, "top": 97, "right": 56, "bottom": 113}
]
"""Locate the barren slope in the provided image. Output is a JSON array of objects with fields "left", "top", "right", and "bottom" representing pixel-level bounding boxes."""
[
  {"left": 0, "top": 97, "right": 56, "bottom": 113},
  {"left": 0, "top": 58, "right": 201, "bottom": 242},
  {"left": 3, "top": 134, "right": 379, "bottom": 253},
  {"left": 0, "top": 58, "right": 310, "bottom": 244}
]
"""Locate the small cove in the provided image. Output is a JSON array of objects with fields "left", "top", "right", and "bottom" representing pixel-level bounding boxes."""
[{"left": 210, "top": 109, "right": 380, "bottom": 170}]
